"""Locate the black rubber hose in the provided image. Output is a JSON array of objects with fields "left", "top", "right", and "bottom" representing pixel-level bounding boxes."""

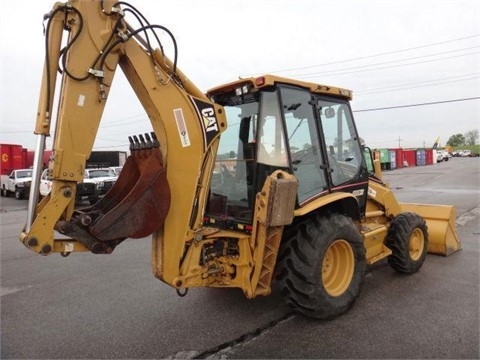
[
  {"left": 98, "top": 24, "right": 178, "bottom": 74},
  {"left": 43, "top": 5, "right": 69, "bottom": 114}
]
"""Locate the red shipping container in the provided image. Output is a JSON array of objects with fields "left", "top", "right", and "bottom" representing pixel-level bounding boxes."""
[
  {"left": 425, "top": 149, "right": 433, "bottom": 165},
  {"left": 389, "top": 148, "right": 404, "bottom": 169},
  {"left": 0, "top": 144, "right": 27, "bottom": 175},
  {"left": 26, "top": 150, "right": 52, "bottom": 169},
  {"left": 402, "top": 149, "right": 416, "bottom": 167}
]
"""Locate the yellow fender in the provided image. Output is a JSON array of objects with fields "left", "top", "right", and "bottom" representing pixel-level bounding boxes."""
[{"left": 294, "top": 192, "right": 361, "bottom": 220}]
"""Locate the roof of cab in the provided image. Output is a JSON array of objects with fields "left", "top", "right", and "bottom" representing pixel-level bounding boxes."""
[{"left": 206, "top": 74, "right": 353, "bottom": 100}]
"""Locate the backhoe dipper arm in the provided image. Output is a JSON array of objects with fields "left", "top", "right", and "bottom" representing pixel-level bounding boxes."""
[{"left": 20, "top": 0, "right": 226, "bottom": 286}]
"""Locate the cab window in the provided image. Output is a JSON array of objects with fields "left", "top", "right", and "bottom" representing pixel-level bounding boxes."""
[
  {"left": 280, "top": 87, "right": 327, "bottom": 204},
  {"left": 257, "top": 91, "right": 288, "bottom": 167},
  {"left": 318, "top": 99, "right": 362, "bottom": 186}
]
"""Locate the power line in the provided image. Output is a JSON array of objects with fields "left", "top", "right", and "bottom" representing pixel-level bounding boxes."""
[
  {"left": 242, "top": 34, "right": 480, "bottom": 76},
  {"left": 1, "top": 115, "right": 149, "bottom": 134},
  {"left": 296, "top": 51, "right": 479, "bottom": 79},
  {"left": 356, "top": 72, "right": 479, "bottom": 93},
  {"left": 353, "top": 96, "right": 480, "bottom": 113},
  {"left": 356, "top": 75, "right": 480, "bottom": 96},
  {"left": 93, "top": 143, "right": 130, "bottom": 149},
  {"left": 4, "top": 96, "right": 480, "bottom": 135},
  {"left": 100, "top": 113, "right": 148, "bottom": 128},
  {"left": 1, "top": 130, "right": 32, "bottom": 134},
  {"left": 291, "top": 46, "right": 479, "bottom": 78}
]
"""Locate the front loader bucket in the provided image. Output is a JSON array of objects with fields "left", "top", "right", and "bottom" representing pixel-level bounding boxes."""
[
  {"left": 400, "top": 203, "right": 461, "bottom": 256},
  {"left": 61, "top": 133, "right": 171, "bottom": 249}
]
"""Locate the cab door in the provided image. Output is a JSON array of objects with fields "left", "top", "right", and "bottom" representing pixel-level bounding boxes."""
[
  {"left": 315, "top": 96, "right": 369, "bottom": 212},
  {"left": 279, "top": 86, "right": 327, "bottom": 205}
]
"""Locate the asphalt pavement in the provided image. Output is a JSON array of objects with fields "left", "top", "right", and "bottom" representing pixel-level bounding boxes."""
[{"left": 1, "top": 157, "right": 479, "bottom": 359}]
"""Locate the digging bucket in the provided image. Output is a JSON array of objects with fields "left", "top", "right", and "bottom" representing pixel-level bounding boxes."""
[{"left": 79, "top": 133, "right": 171, "bottom": 242}]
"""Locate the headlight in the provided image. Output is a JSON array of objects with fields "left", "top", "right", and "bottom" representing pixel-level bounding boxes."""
[{"left": 17, "top": 182, "right": 25, "bottom": 188}]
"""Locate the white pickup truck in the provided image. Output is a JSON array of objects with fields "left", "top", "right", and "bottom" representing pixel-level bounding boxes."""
[
  {"left": 436, "top": 149, "right": 451, "bottom": 162},
  {"left": 0, "top": 168, "right": 33, "bottom": 199},
  {"left": 39, "top": 169, "right": 99, "bottom": 205},
  {"left": 83, "top": 168, "right": 117, "bottom": 200}
]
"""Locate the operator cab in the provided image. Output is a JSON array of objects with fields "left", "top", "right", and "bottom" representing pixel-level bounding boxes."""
[{"left": 205, "top": 75, "right": 369, "bottom": 232}]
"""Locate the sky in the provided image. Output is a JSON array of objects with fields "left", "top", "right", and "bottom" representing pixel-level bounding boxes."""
[{"left": 1, "top": 0, "right": 479, "bottom": 153}]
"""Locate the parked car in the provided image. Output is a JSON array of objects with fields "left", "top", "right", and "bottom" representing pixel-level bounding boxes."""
[
  {"left": 84, "top": 168, "right": 117, "bottom": 197},
  {"left": 436, "top": 151, "right": 444, "bottom": 163},
  {"left": 437, "top": 149, "right": 450, "bottom": 162},
  {"left": 0, "top": 168, "right": 32, "bottom": 199},
  {"left": 453, "top": 150, "right": 472, "bottom": 157},
  {"left": 39, "top": 169, "right": 98, "bottom": 204}
]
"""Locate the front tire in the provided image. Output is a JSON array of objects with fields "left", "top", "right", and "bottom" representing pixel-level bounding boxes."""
[
  {"left": 276, "top": 213, "right": 366, "bottom": 320},
  {"left": 15, "top": 189, "right": 24, "bottom": 200},
  {"left": 385, "top": 212, "right": 428, "bottom": 274}
]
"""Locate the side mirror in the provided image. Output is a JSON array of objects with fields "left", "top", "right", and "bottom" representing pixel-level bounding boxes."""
[
  {"left": 325, "top": 107, "right": 335, "bottom": 118},
  {"left": 363, "top": 146, "right": 383, "bottom": 180}
]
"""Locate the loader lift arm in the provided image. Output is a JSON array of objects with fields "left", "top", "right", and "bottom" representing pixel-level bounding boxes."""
[{"left": 20, "top": 0, "right": 227, "bottom": 285}]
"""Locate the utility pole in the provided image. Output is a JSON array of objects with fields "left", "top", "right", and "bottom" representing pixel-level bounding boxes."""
[{"left": 397, "top": 136, "right": 402, "bottom": 148}]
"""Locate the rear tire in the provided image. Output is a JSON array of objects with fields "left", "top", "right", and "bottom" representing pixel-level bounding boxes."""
[
  {"left": 276, "top": 213, "right": 366, "bottom": 320},
  {"left": 385, "top": 212, "right": 428, "bottom": 274}
]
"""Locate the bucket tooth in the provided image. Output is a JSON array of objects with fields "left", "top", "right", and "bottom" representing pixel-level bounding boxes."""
[
  {"left": 138, "top": 133, "right": 146, "bottom": 148},
  {"left": 133, "top": 135, "right": 141, "bottom": 150},
  {"left": 144, "top": 133, "right": 153, "bottom": 148},
  {"left": 128, "top": 136, "right": 135, "bottom": 151},
  {"left": 151, "top": 132, "right": 160, "bottom": 148}
]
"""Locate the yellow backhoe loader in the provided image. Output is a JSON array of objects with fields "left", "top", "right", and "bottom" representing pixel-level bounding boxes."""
[{"left": 20, "top": 0, "right": 461, "bottom": 319}]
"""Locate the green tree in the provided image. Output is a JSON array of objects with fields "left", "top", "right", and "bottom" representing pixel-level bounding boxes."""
[
  {"left": 447, "top": 133, "right": 465, "bottom": 146},
  {"left": 464, "top": 129, "right": 479, "bottom": 145}
]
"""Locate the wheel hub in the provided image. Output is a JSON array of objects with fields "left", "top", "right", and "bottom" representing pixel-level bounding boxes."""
[
  {"left": 409, "top": 228, "right": 425, "bottom": 261},
  {"left": 322, "top": 239, "right": 355, "bottom": 297}
]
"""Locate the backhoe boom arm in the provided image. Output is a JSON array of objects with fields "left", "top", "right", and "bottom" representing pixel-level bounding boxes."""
[{"left": 20, "top": 0, "right": 226, "bottom": 286}]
